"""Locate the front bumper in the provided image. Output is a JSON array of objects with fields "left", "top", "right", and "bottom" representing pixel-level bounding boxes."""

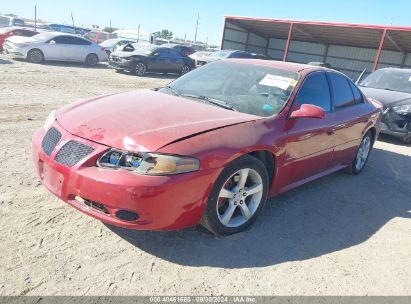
[
  {"left": 32, "top": 122, "right": 218, "bottom": 230},
  {"left": 108, "top": 58, "right": 134, "bottom": 70},
  {"left": 381, "top": 109, "right": 411, "bottom": 140}
]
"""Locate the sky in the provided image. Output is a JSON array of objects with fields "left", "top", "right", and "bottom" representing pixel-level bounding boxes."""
[{"left": 2, "top": 0, "right": 411, "bottom": 45}]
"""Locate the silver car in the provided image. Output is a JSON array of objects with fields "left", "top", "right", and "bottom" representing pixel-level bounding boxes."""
[{"left": 3, "top": 32, "right": 107, "bottom": 65}]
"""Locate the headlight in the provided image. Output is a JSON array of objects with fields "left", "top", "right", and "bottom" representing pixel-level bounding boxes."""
[
  {"left": 393, "top": 104, "right": 411, "bottom": 115},
  {"left": 43, "top": 110, "right": 56, "bottom": 130},
  {"left": 97, "top": 149, "right": 200, "bottom": 175}
]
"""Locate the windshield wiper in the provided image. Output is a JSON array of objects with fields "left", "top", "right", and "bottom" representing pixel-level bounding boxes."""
[{"left": 179, "top": 94, "right": 237, "bottom": 111}]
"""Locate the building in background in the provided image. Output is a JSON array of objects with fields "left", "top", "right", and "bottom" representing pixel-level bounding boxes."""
[{"left": 221, "top": 16, "right": 411, "bottom": 79}]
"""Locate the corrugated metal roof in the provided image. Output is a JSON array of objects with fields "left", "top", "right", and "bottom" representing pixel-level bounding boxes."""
[{"left": 225, "top": 16, "right": 411, "bottom": 52}]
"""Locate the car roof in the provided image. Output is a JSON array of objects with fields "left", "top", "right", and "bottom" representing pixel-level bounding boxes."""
[{"left": 224, "top": 59, "right": 331, "bottom": 73}]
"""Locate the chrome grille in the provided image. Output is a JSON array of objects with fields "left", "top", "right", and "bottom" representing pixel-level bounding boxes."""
[
  {"left": 55, "top": 141, "right": 94, "bottom": 167},
  {"left": 41, "top": 127, "right": 62, "bottom": 156}
]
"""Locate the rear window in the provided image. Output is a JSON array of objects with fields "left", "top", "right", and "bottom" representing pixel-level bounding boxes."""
[{"left": 329, "top": 73, "right": 355, "bottom": 108}]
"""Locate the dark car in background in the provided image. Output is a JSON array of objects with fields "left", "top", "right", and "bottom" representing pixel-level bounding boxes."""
[
  {"left": 108, "top": 45, "right": 195, "bottom": 76},
  {"left": 197, "top": 50, "right": 267, "bottom": 66},
  {"left": 164, "top": 44, "right": 195, "bottom": 56},
  {"left": 359, "top": 68, "right": 411, "bottom": 144},
  {"left": 0, "top": 27, "right": 37, "bottom": 51}
]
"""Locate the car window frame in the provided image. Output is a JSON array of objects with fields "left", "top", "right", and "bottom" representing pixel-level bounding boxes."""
[{"left": 287, "top": 70, "right": 333, "bottom": 119}]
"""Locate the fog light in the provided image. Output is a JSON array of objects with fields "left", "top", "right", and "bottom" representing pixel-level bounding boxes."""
[{"left": 115, "top": 210, "right": 139, "bottom": 222}]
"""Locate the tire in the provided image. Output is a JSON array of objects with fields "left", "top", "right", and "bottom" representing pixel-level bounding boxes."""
[
  {"left": 345, "top": 131, "right": 373, "bottom": 175},
  {"left": 201, "top": 155, "right": 269, "bottom": 236},
  {"left": 401, "top": 134, "right": 411, "bottom": 145},
  {"left": 27, "top": 49, "right": 44, "bottom": 63},
  {"left": 85, "top": 54, "right": 99, "bottom": 66},
  {"left": 181, "top": 65, "right": 191, "bottom": 76},
  {"left": 134, "top": 62, "right": 147, "bottom": 76}
]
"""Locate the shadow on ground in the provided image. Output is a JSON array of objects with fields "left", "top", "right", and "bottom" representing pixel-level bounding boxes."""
[
  {"left": 378, "top": 133, "right": 410, "bottom": 147},
  {"left": 12, "top": 58, "right": 108, "bottom": 69},
  {"left": 107, "top": 147, "right": 411, "bottom": 269},
  {"left": 0, "top": 58, "right": 13, "bottom": 64}
]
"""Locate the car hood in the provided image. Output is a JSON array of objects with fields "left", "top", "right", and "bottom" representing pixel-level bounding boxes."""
[
  {"left": 56, "top": 90, "right": 260, "bottom": 152},
  {"left": 111, "top": 50, "right": 147, "bottom": 58},
  {"left": 359, "top": 86, "right": 411, "bottom": 107},
  {"left": 6, "top": 35, "right": 37, "bottom": 43}
]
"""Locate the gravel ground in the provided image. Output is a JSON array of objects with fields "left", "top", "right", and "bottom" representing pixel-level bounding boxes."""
[{"left": 0, "top": 56, "right": 410, "bottom": 296}]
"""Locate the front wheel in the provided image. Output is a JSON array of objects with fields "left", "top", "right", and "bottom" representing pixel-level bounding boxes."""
[
  {"left": 346, "top": 131, "right": 373, "bottom": 175},
  {"left": 201, "top": 155, "right": 269, "bottom": 236},
  {"left": 134, "top": 62, "right": 147, "bottom": 76},
  {"left": 27, "top": 49, "right": 44, "bottom": 63}
]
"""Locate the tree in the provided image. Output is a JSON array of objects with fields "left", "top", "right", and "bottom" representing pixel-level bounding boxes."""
[
  {"left": 102, "top": 26, "right": 119, "bottom": 33},
  {"left": 159, "top": 29, "right": 173, "bottom": 40}
]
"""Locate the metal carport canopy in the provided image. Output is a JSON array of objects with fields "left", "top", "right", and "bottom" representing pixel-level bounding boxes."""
[{"left": 223, "top": 16, "right": 411, "bottom": 71}]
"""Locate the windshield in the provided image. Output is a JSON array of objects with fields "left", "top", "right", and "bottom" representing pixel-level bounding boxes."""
[
  {"left": 360, "top": 69, "right": 411, "bottom": 94},
  {"left": 161, "top": 61, "right": 300, "bottom": 117}
]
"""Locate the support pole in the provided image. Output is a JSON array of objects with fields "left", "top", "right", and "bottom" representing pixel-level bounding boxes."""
[
  {"left": 372, "top": 29, "right": 387, "bottom": 72},
  {"left": 283, "top": 23, "right": 293, "bottom": 61}
]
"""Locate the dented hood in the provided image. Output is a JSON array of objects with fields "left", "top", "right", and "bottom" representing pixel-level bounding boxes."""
[{"left": 56, "top": 90, "right": 259, "bottom": 151}]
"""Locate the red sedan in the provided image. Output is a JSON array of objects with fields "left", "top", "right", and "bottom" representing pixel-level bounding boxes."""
[
  {"left": 32, "top": 60, "right": 382, "bottom": 235},
  {"left": 0, "top": 27, "right": 37, "bottom": 51}
]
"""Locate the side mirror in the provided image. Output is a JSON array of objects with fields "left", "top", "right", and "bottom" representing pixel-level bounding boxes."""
[
  {"left": 49, "top": 40, "right": 56, "bottom": 45},
  {"left": 290, "top": 104, "right": 325, "bottom": 119},
  {"left": 153, "top": 52, "right": 160, "bottom": 57}
]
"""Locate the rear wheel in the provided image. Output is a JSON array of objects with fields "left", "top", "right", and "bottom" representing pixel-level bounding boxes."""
[
  {"left": 85, "top": 54, "right": 99, "bottom": 66},
  {"left": 134, "top": 62, "right": 147, "bottom": 76},
  {"left": 27, "top": 49, "right": 44, "bottom": 63},
  {"left": 201, "top": 155, "right": 269, "bottom": 236},
  {"left": 181, "top": 65, "right": 191, "bottom": 76},
  {"left": 346, "top": 131, "right": 373, "bottom": 175}
]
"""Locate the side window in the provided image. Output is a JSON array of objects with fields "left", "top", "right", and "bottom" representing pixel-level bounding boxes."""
[
  {"left": 229, "top": 52, "right": 241, "bottom": 58},
  {"left": 296, "top": 72, "right": 331, "bottom": 112},
  {"left": 329, "top": 73, "right": 355, "bottom": 108},
  {"left": 349, "top": 81, "right": 364, "bottom": 104},
  {"left": 168, "top": 49, "right": 182, "bottom": 58},
  {"left": 71, "top": 37, "right": 91, "bottom": 45},
  {"left": 156, "top": 48, "right": 169, "bottom": 57},
  {"left": 52, "top": 36, "right": 69, "bottom": 44}
]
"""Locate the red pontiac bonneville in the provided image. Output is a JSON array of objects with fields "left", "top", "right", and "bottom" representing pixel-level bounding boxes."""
[{"left": 32, "top": 60, "right": 382, "bottom": 235}]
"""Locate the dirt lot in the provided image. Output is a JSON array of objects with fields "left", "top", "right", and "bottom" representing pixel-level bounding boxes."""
[{"left": 0, "top": 55, "right": 410, "bottom": 296}]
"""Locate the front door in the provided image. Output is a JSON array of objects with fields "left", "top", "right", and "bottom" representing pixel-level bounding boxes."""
[{"left": 284, "top": 71, "right": 336, "bottom": 185}]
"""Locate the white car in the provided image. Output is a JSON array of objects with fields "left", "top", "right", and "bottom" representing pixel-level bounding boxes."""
[
  {"left": 3, "top": 32, "right": 107, "bottom": 65},
  {"left": 99, "top": 38, "right": 137, "bottom": 56}
]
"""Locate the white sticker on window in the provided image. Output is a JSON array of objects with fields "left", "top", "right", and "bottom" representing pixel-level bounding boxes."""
[
  {"left": 259, "top": 74, "right": 296, "bottom": 90},
  {"left": 408, "top": 76, "right": 411, "bottom": 81}
]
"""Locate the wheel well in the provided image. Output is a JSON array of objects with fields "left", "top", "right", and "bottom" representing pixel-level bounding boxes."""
[
  {"left": 368, "top": 127, "right": 377, "bottom": 144},
  {"left": 247, "top": 150, "right": 275, "bottom": 182}
]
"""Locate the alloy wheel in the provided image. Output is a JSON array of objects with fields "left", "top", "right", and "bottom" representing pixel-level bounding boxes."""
[
  {"left": 135, "top": 62, "right": 146, "bottom": 76},
  {"left": 216, "top": 168, "right": 264, "bottom": 227},
  {"left": 181, "top": 65, "right": 190, "bottom": 75},
  {"left": 28, "top": 50, "right": 43, "bottom": 63},
  {"left": 355, "top": 135, "right": 371, "bottom": 171}
]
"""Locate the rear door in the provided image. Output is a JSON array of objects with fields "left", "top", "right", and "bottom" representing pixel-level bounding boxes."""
[
  {"left": 327, "top": 72, "right": 371, "bottom": 165},
  {"left": 65, "top": 36, "right": 92, "bottom": 61},
  {"left": 150, "top": 48, "right": 172, "bottom": 72},
  {"left": 167, "top": 49, "right": 184, "bottom": 72},
  {"left": 284, "top": 71, "right": 337, "bottom": 184}
]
